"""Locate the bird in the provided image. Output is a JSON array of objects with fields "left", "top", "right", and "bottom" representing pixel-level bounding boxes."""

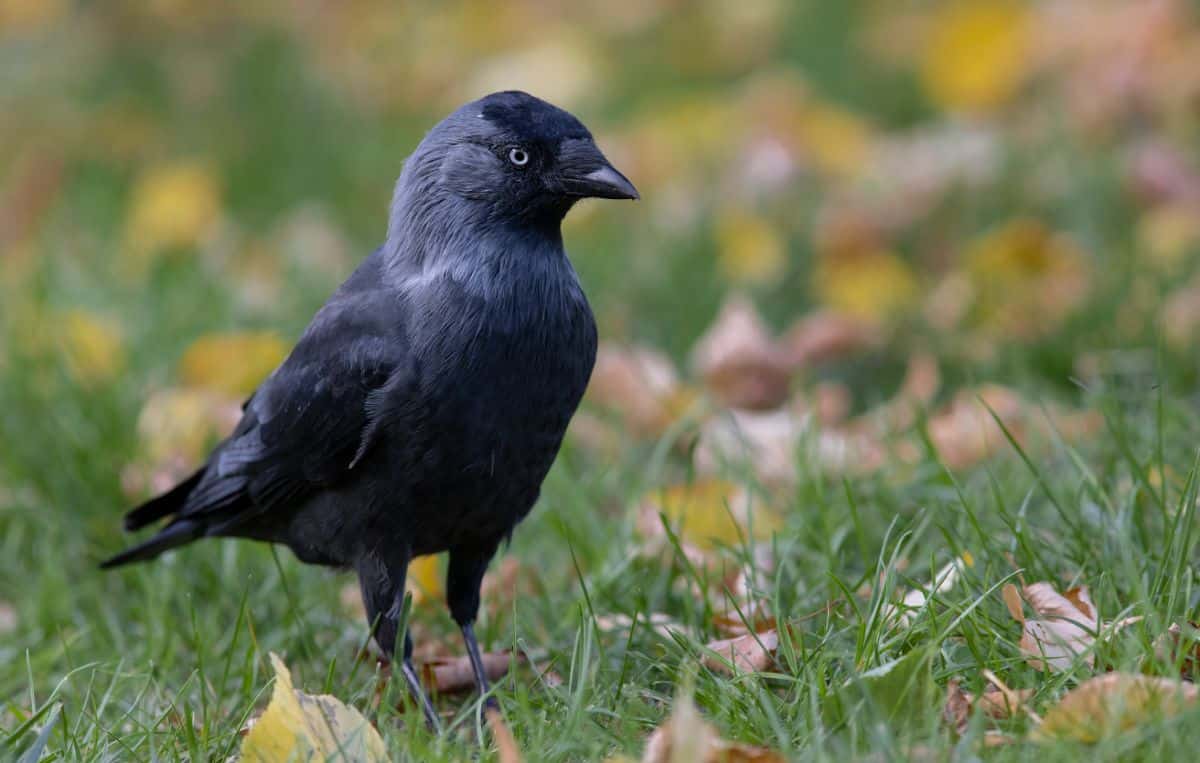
[{"left": 100, "top": 90, "right": 638, "bottom": 728}]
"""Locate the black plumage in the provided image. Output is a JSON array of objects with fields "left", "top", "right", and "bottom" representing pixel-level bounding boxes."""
[{"left": 101, "top": 91, "right": 638, "bottom": 725}]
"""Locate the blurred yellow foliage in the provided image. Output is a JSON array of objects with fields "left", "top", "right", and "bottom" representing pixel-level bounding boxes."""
[
  {"left": 137, "top": 388, "right": 239, "bottom": 462},
  {"left": 55, "top": 310, "right": 125, "bottom": 384},
  {"left": 644, "top": 480, "right": 779, "bottom": 551},
  {"left": 179, "top": 331, "right": 289, "bottom": 396},
  {"left": 796, "top": 102, "right": 873, "bottom": 179},
  {"left": 966, "top": 218, "right": 1091, "bottom": 336},
  {"left": 1139, "top": 205, "right": 1200, "bottom": 272},
  {"left": 0, "top": 0, "right": 65, "bottom": 33},
  {"left": 407, "top": 555, "right": 443, "bottom": 605},
  {"left": 815, "top": 250, "right": 919, "bottom": 322},
  {"left": 715, "top": 211, "right": 786, "bottom": 284},
  {"left": 921, "top": 0, "right": 1032, "bottom": 112},
  {"left": 125, "top": 160, "right": 221, "bottom": 261}
]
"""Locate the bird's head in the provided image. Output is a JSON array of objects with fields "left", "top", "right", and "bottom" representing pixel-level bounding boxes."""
[{"left": 394, "top": 91, "right": 638, "bottom": 235}]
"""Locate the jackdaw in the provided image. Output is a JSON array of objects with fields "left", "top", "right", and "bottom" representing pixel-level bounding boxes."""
[{"left": 101, "top": 90, "right": 638, "bottom": 727}]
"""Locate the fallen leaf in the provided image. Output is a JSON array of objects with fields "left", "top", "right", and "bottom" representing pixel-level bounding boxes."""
[
  {"left": 585, "top": 343, "right": 690, "bottom": 438},
  {"left": 486, "top": 707, "right": 523, "bottom": 763},
  {"left": 179, "top": 331, "right": 289, "bottom": 397},
  {"left": 407, "top": 555, "right": 443, "bottom": 606},
  {"left": 53, "top": 310, "right": 126, "bottom": 384},
  {"left": 887, "top": 557, "right": 966, "bottom": 627},
  {"left": 943, "top": 677, "right": 1035, "bottom": 735},
  {"left": 920, "top": 0, "right": 1032, "bottom": 113},
  {"left": 715, "top": 210, "right": 787, "bottom": 285},
  {"left": 125, "top": 159, "right": 221, "bottom": 261},
  {"left": 241, "top": 653, "right": 386, "bottom": 763},
  {"left": 637, "top": 480, "right": 780, "bottom": 553},
  {"left": 783, "top": 311, "right": 881, "bottom": 369},
  {"left": 1036, "top": 673, "right": 1198, "bottom": 743},
  {"left": 942, "top": 679, "right": 972, "bottom": 735},
  {"left": 690, "top": 295, "right": 792, "bottom": 411},
  {"left": 641, "top": 692, "right": 785, "bottom": 763},
  {"left": 1007, "top": 581, "right": 1099, "bottom": 672},
  {"left": 423, "top": 651, "right": 511, "bottom": 694},
  {"left": 814, "top": 249, "right": 919, "bottom": 323},
  {"left": 1153, "top": 622, "right": 1200, "bottom": 679},
  {"left": 703, "top": 629, "right": 779, "bottom": 675}
]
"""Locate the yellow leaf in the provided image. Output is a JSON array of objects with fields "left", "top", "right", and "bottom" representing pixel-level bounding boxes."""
[
  {"left": 125, "top": 159, "right": 221, "bottom": 260},
  {"left": 795, "top": 102, "right": 872, "bottom": 179},
  {"left": 407, "top": 555, "right": 443, "bottom": 606},
  {"left": 55, "top": 310, "right": 126, "bottom": 384},
  {"left": 921, "top": 0, "right": 1031, "bottom": 113},
  {"left": 815, "top": 249, "right": 919, "bottom": 322},
  {"left": 1036, "top": 673, "right": 1198, "bottom": 743},
  {"left": 241, "top": 653, "right": 387, "bottom": 763},
  {"left": 137, "top": 388, "right": 241, "bottom": 463},
  {"left": 715, "top": 211, "right": 787, "bottom": 285},
  {"left": 639, "top": 480, "right": 779, "bottom": 551},
  {"left": 965, "top": 218, "right": 1091, "bottom": 338},
  {"left": 179, "top": 331, "right": 289, "bottom": 396},
  {"left": 1139, "top": 205, "right": 1200, "bottom": 272}
]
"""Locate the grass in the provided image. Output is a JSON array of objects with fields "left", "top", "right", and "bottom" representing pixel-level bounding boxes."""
[{"left": 4, "top": 314, "right": 1200, "bottom": 761}]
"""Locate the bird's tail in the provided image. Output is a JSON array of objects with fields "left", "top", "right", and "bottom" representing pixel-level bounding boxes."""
[
  {"left": 99, "top": 518, "right": 205, "bottom": 569},
  {"left": 121, "top": 468, "right": 204, "bottom": 531},
  {"left": 101, "top": 468, "right": 207, "bottom": 569}
]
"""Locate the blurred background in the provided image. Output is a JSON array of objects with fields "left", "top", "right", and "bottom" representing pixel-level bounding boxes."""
[
  {"left": 3, "top": 0, "right": 1200, "bottom": 734},
  {"left": 5, "top": 0, "right": 1200, "bottom": 494}
]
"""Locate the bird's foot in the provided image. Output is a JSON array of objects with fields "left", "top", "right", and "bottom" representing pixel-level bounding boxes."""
[{"left": 399, "top": 658, "right": 441, "bottom": 732}]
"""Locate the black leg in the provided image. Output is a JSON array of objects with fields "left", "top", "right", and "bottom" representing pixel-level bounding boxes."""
[
  {"left": 446, "top": 543, "right": 501, "bottom": 712},
  {"left": 358, "top": 555, "right": 440, "bottom": 730}
]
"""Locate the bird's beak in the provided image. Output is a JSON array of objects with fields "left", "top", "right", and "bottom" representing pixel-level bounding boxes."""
[{"left": 559, "top": 139, "right": 640, "bottom": 201}]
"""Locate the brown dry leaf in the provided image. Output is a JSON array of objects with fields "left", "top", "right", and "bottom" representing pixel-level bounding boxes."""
[
  {"left": 690, "top": 295, "right": 792, "bottom": 411},
  {"left": 423, "top": 651, "right": 511, "bottom": 694},
  {"left": 1153, "top": 622, "right": 1200, "bottom": 679},
  {"left": 1036, "top": 673, "right": 1198, "bottom": 743},
  {"left": 486, "top": 707, "right": 523, "bottom": 763},
  {"left": 1003, "top": 582, "right": 1143, "bottom": 673},
  {"left": 584, "top": 343, "right": 692, "bottom": 439},
  {"left": 694, "top": 408, "right": 807, "bottom": 486},
  {"left": 782, "top": 310, "right": 881, "bottom": 369},
  {"left": 703, "top": 629, "right": 779, "bottom": 675},
  {"left": 641, "top": 693, "right": 786, "bottom": 763},
  {"left": 927, "top": 385, "right": 1100, "bottom": 471},
  {"left": 944, "top": 677, "right": 1035, "bottom": 735}
]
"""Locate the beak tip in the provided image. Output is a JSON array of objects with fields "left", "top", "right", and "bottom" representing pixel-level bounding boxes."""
[{"left": 580, "top": 165, "right": 640, "bottom": 201}]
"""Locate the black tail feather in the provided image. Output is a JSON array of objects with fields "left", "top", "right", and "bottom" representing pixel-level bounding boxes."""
[
  {"left": 99, "top": 518, "right": 205, "bottom": 569},
  {"left": 122, "top": 469, "right": 204, "bottom": 531}
]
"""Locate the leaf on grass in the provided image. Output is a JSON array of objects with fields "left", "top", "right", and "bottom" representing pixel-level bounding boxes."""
[
  {"left": 486, "top": 707, "right": 523, "bottom": 763},
  {"left": 0, "top": 600, "right": 16, "bottom": 634},
  {"left": 240, "top": 653, "right": 386, "bottom": 763},
  {"left": 637, "top": 480, "right": 780, "bottom": 555},
  {"left": 1036, "top": 673, "right": 1198, "bottom": 743},
  {"left": 581, "top": 343, "right": 694, "bottom": 445},
  {"left": 641, "top": 693, "right": 785, "bottom": 763},
  {"left": 943, "top": 678, "right": 1034, "bottom": 735},
  {"left": 422, "top": 651, "right": 511, "bottom": 694},
  {"left": 783, "top": 311, "right": 880, "bottom": 369},
  {"left": 1004, "top": 582, "right": 1098, "bottom": 672},
  {"left": 690, "top": 294, "right": 792, "bottom": 411},
  {"left": 179, "top": 331, "right": 289, "bottom": 397},
  {"left": 53, "top": 310, "right": 126, "bottom": 384},
  {"left": 1154, "top": 622, "right": 1200, "bottom": 679},
  {"left": 125, "top": 159, "right": 221, "bottom": 260},
  {"left": 703, "top": 629, "right": 779, "bottom": 675}
]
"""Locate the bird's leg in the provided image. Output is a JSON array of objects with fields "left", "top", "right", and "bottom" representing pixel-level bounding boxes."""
[
  {"left": 447, "top": 543, "right": 501, "bottom": 713},
  {"left": 358, "top": 556, "right": 440, "bottom": 731}
]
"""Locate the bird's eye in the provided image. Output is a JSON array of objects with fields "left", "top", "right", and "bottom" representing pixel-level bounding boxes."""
[{"left": 508, "top": 147, "right": 530, "bottom": 167}]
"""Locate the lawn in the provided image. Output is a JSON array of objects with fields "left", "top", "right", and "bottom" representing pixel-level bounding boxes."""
[{"left": 4, "top": 1, "right": 1200, "bottom": 761}]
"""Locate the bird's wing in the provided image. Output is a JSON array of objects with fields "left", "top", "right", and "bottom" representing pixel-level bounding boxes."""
[{"left": 178, "top": 291, "right": 417, "bottom": 534}]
